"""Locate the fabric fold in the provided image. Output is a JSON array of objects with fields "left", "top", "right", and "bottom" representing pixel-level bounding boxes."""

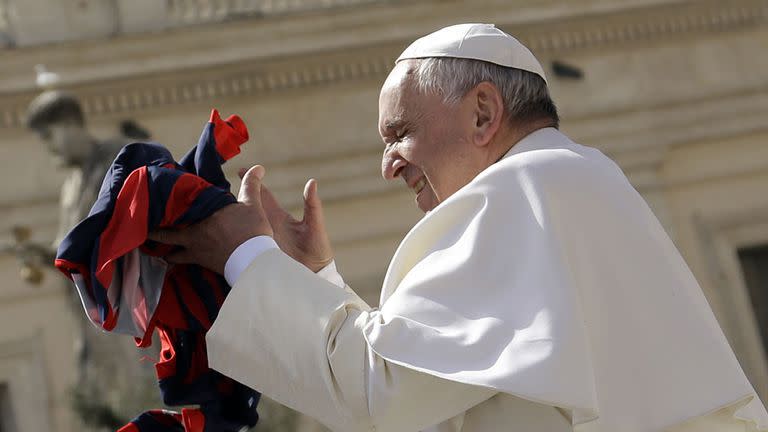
[
  {"left": 56, "top": 109, "right": 260, "bottom": 432},
  {"left": 362, "top": 128, "right": 768, "bottom": 431}
]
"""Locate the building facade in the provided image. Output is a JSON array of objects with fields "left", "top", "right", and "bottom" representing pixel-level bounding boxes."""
[{"left": 0, "top": 0, "right": 767, "bottom": 430}]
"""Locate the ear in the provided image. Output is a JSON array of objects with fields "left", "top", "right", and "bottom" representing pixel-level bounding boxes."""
[{"left": 470, "top": 81, "right": 504, "bottom": 148}]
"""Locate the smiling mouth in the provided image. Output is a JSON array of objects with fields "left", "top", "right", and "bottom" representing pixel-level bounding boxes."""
[{"left": 413, "top": 177, "right": 427, "bottom": 194}]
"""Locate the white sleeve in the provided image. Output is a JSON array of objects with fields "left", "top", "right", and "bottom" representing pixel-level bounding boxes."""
[
  {"left": 223, "top": 236, "right": 278, "bottom": 286},
  {"left": 315, "top": 260, "right": 346, "bottom": 289},
  {"left": 224, "top": 235, "right": 346, "bottom": 289},
  {"left": 207, "top": 249, "right": 495, "bottom": 432}
]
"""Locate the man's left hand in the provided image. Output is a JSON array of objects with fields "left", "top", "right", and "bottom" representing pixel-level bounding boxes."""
[{"left": 149, "top": 165, "right": 273, "bottom": 274}]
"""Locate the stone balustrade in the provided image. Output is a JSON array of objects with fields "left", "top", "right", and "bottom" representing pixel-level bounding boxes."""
[
  {"left": 167, "top": 0, "right": 385, "bottom": 25},
  {"left": 0, "top": 0, "right": 388, "bottom": 48}
]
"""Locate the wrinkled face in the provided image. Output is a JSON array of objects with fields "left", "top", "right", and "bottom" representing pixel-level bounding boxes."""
[
  {"left": 38, "top": 122, "right": 93, "bottom": 167},
  {"left": 379, "top": 62, "right": 475, "bottom": 213}
]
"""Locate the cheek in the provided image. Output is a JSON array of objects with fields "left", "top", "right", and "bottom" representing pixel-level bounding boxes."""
[
  {"left": 426, "top": 137, "right": 470, "bottom": 199},
  {"left": 406, "top": 133, "right": 442, "bottom": 165}
]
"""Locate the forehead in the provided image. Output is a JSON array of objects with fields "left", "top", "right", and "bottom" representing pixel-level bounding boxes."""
[
  {"left": 378, "top": 62, "right": 423, "bottom": 129},
  {"left": 382, "top": 60, "right": 416, "bottom": 91},
  {"left": 380, "top": 63, "right": 414, "bottom": 104}
]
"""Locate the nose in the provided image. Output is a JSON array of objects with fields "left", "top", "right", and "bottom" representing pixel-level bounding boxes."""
[{"left": 382, "top": 146, "right": 407, "bottom": 180}]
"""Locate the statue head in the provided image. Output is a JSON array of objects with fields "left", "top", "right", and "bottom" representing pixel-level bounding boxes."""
[{"left": 26, "top": 90, "right": 95, "bottom": 167}]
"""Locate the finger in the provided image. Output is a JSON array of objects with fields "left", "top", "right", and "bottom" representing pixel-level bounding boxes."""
[
  {"left": 302, "top": 178, "right": 326, "bottom": 226},
  {"left": 237, "top": 167, "right": 248, "bottom": 179},
  {"left": 147, "top": 229, "right": 187, "bottom": 246},
  {"left": 238, "top": 165, "right": 265, "bottom": 206}
]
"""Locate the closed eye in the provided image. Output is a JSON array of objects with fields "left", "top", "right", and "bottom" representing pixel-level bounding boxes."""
[
  {"left": 381, "top": 119, "right": 408, "bottom": 142},
  {"left": 394, "top": 129, "right": 407, "bottom": 142}
]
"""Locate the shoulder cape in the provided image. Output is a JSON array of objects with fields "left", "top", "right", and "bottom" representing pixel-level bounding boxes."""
[{"left": 363, "top": 128, "right": 768, "bottom": 431}]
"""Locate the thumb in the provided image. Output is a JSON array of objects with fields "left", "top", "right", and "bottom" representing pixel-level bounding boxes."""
[
  {"left": 302, "top": 178, "right": 326, "bottom": 226},
  {"left": 238, "top": 165, "right": 266, "bottom": 205}
]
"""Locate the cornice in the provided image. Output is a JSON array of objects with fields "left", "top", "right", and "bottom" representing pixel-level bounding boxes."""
[
  {"left": 3, "top": 87, "right": 766, "bottom": 253},
  {"left": 521, "top": 0, "right": 767, "bottom": 53},
  {"left": 0, "top": 0, "right": 766, "bottom": 130},
  {"left": 0, "top": 51, "right": 395, "bottom": 129}
]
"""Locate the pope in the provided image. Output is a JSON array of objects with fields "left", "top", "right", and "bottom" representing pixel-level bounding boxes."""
[{"left": 150, "top": 24, "right": 768, "bottom": 431}]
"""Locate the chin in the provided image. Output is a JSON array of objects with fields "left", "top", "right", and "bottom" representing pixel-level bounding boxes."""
[{"left": 416, "top": 193, "right": 439, "bottom": 213}]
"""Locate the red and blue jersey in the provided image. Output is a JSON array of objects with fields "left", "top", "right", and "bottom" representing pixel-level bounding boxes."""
[{"left": 55, "top": 109, "right": 260, "bottom": 432}]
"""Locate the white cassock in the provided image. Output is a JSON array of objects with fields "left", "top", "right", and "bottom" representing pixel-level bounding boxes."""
[{"left": 206, "top": 128, "right": 768, "bottom": 432}]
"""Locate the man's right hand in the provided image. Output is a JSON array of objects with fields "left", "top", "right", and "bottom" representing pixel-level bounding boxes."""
[
  {"left": 240, "top": 168, "right": 334, "bottom": 273},
  {"left": 149, "top": 165, "right": 273, "bottom": 275}
]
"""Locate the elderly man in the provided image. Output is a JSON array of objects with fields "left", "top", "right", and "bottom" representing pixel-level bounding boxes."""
[{"left": 153, "top": 24, "right": 768, "bottom": 431}]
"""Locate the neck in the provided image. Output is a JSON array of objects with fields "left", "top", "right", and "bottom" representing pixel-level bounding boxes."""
[{"left": 490, "top": 118, "right": 556, "bottom": 164}]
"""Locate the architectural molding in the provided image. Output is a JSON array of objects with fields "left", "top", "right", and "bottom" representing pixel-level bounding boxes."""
[
  {"left": 0, "top": 334, "right": 52, "bottom": 431},
  {"left": 165, "top": 0, "right": 389, "bottom": 27},
  {"left": 520, "top": 0, "right": 767, "bottom": 53},
  {"left": 1, "top": 0, "right": 766, "bottom": 129},
  {"left": 569, "top": 84, "right": 768, "bottom": 159},
  {"left": 691, "top": 208, "right": 768, "bottom": 402},
  {"left": 269, "top": 84, "right": 768, "bottom": 198},
  {"left": 1, "top": 85, "right": 765, "bottom": 224},
  {"left": 0, "top": 53, "right": 394, "bottom": 129}
]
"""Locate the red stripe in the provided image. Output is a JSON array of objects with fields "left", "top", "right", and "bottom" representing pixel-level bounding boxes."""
[
  {"left": 155, "top": 328, "right": 177, "bottom": 380},
  {"left": 184, "top": 334, "right": 209, "bottom": 384},
  {"left": 210, "top": 109, "right": 248, "bottom": 161},
  {"left": 155, "top": 270, "right": 188, "bottom": 330},
  {"left": 160, "top": 173, "right": 212, "bottom": 228},
  {"left": 134, "top": 271, "right": 181, "bottom": 347},
  {"left": 94, "top": 167, "right": 151, "bottom": 330},
  {"left": 54, "top": 258, "right": 90, "bottom": 284},
  {"left": 181, "top": 408, "right": 206, "bottom": 432},
  {"left": 173, "top": 270, "right": 212, "bottom": 329}
]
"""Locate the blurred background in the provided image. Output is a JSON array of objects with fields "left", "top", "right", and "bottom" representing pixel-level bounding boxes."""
[{"left": 0, "top": 0, "right": 767, "bottom": 431}]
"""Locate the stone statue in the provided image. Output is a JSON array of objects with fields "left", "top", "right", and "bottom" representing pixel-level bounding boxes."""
[
  {"left": 19, "top": 89, "right": 161, "bottom": 431},
  {"left": 27, "top": 90, "right": 126, "bottom": 250},
  {"left": 14, "top": 89, "right": 299, "bottom": 431},
  {"left": 3, "top": 91, "right": 151, "bottom": 282}
]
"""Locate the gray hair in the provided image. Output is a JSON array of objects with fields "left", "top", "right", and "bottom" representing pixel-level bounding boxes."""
[{"left": 409, "top": 57, "right": 559, "bottom": 128}]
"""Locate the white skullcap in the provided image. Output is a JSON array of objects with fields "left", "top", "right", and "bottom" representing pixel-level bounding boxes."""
[{"left": 397, "top": 23, "right": 548, "bottom": 84}]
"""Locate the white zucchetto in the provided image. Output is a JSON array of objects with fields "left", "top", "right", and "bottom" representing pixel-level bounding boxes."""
[{"left": 396, "top": 23, "right": 548, "bottom": 84}]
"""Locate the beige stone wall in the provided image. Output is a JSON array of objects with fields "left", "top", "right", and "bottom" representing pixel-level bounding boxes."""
[
  {"left": 660, "top": 132, "right": 768, "bottom": 400},
  {"left": 0, "top": 0, "right": 766, "bottom": 430}
]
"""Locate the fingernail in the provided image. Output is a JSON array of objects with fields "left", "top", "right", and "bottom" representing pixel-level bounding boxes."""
[{"left": 254, "top": 165, "right": 265, "bottom": 180}]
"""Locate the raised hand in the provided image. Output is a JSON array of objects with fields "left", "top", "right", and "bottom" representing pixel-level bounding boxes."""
[{"left": 240, "top": 167, "right": 334, "bottom": 273}]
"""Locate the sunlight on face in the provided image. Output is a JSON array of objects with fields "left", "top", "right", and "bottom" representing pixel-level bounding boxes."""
[{"left": 378, "top": 62, "right": 473, "bottom": 213}]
